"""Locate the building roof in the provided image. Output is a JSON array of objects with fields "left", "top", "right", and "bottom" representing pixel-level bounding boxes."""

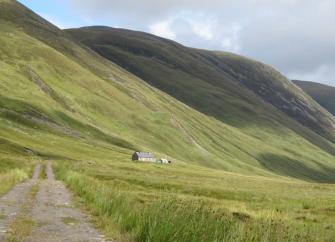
[{"left": 134, "top": 152, "right": 155, "bottom": 158}]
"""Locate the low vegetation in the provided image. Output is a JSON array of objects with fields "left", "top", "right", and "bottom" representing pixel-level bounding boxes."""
[
  {"left": 56, "top": 159, "right": 335, "bottom": 241},
  {"left": 0, "top": 154, "right": 31, "bottom": 196},
  {"left": 0, "top": 169, "right": 29, "bottom": 196}
]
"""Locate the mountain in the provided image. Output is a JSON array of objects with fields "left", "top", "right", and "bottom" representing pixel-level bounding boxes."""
[
  {"left": 66, "top": 27, "right": 335, "bottom": 145},
  {"left": 1, "top": 1, "right": 335, "bottom": 241},
  {"left": 0, "top": 0, "right": 334, "bottom": 183},
  {"left": 293, "top": 80, "right": 335, "bottom": 116}
]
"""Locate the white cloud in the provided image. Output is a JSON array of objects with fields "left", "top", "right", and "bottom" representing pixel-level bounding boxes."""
[
  {"left": 149, "top": 20, "right": 176, "bottom": 39},
  {"left": 219, "top": 22, "right": 242, "bottom": 52},
  {"left": 148, "top": 16, "right": 242, "bottom": 53},
  {"left": 190, "top": 18, "right": 215, "bottom": 40},
  {"left": 149, "top": 17, "right": 216, "bottom": 43}
]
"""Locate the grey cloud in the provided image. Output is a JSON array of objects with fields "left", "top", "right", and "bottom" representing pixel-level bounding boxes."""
[{"left": 68, "top": 0, "right": 335, "bottom": 86}]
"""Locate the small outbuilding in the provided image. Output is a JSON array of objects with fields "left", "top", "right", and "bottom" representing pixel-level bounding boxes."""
[
  {"left": 158, "top": 158, "right": 171, "bottom": 164},
  {"left": 132, "top": 152, "right": 156, "bottom": 162}
]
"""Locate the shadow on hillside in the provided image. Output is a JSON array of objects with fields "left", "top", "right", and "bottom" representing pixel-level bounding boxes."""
[{"left": 258, "top": 153, "right": 335, "bottom": 183}]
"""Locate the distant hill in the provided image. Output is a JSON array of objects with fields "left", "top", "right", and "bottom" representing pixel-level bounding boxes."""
[{"left": 293, "top": 80, "right": 335, "bottom": 116}]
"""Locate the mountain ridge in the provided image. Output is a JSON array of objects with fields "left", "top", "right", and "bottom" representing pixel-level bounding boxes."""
[
  {"left": 0, "top": 1, "right": 334, "bottom": 183},
  {"left": 66, "top": 26, "right": 335, "bottom": 145}
]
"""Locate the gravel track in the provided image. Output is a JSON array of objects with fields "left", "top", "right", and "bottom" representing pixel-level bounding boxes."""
[
  {"left": 0, "top": 164, "right": 41, "bottom": 241},
  {"left": 27, "top": 162, "right": 107, "bottom": 242},
  {"left": 0, "top": 163, "right": 109, "bottom": 242}
]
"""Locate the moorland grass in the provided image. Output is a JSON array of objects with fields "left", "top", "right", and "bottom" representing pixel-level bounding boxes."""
[
  {"left": 57, "top": 161, "right": 335, "bottom": 242},
  {"left": 0, "top": 169, "right": 29, "bottom": 196}
]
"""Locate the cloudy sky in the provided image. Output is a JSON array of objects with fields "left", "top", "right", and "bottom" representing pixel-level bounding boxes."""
[{"left": 19, "top": 0, "right": 335, "bottom": 86}]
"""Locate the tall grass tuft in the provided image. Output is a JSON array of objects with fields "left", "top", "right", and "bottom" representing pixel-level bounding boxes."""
[{"left": 0, "top": 169, "right": 29, "bottom": 195}]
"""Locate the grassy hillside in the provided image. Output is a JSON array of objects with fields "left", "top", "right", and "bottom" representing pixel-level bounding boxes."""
[
  {"left": 293, "top": 80, "right": 335, "bottom": 116},
  {"left": 66, "top": 26, "right": 335, "bottom": 145},
  {"left": 0, "top": 0, "right": 334, "bottom": 241},
  {"left": 0, "top": 0, "right": 332, "bottom": 179}
]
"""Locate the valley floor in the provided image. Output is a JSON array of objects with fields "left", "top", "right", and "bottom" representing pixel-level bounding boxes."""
[
  {"left": 56, "top": 157, "right": 335, "bottom": 242},
  {"left": 0, "top": 158, "right": 335, "bottom": 242}
]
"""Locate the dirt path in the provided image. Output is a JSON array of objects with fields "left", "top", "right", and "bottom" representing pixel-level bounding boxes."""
[
  {"left": 0, "top": 164, "right": 41, "bottom": 241},
  {"left": 27, "top": 162, "right": 107, "bottom": 242},
  {"left": 0, "top": 163, "right": 109, "bottom": 242},
  {"left": 170, "top": 115, "right": 210, "bottom": 155}
]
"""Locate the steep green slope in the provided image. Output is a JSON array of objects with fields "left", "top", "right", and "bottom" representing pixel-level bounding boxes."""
[
  {"left": 66, "top": 26, "right": 335, "bottom": 145},
  {"left": 0, "top": 1, "right": 335, "bottom": 241},
  {"left": 0, "top": 0, "right": 334, "bottom": 183},
  {"left": 293, "top": 80, "right": 335, "bottom": 116}
]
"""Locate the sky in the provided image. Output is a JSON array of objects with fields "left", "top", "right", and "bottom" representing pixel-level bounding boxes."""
[{"left": 18, "top": 0, "right": 335, "bottom": 86}]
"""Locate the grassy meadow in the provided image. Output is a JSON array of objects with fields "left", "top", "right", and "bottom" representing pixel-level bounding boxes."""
[{"left": 54, "top": 156, "right": 335, "bottom": 242}]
